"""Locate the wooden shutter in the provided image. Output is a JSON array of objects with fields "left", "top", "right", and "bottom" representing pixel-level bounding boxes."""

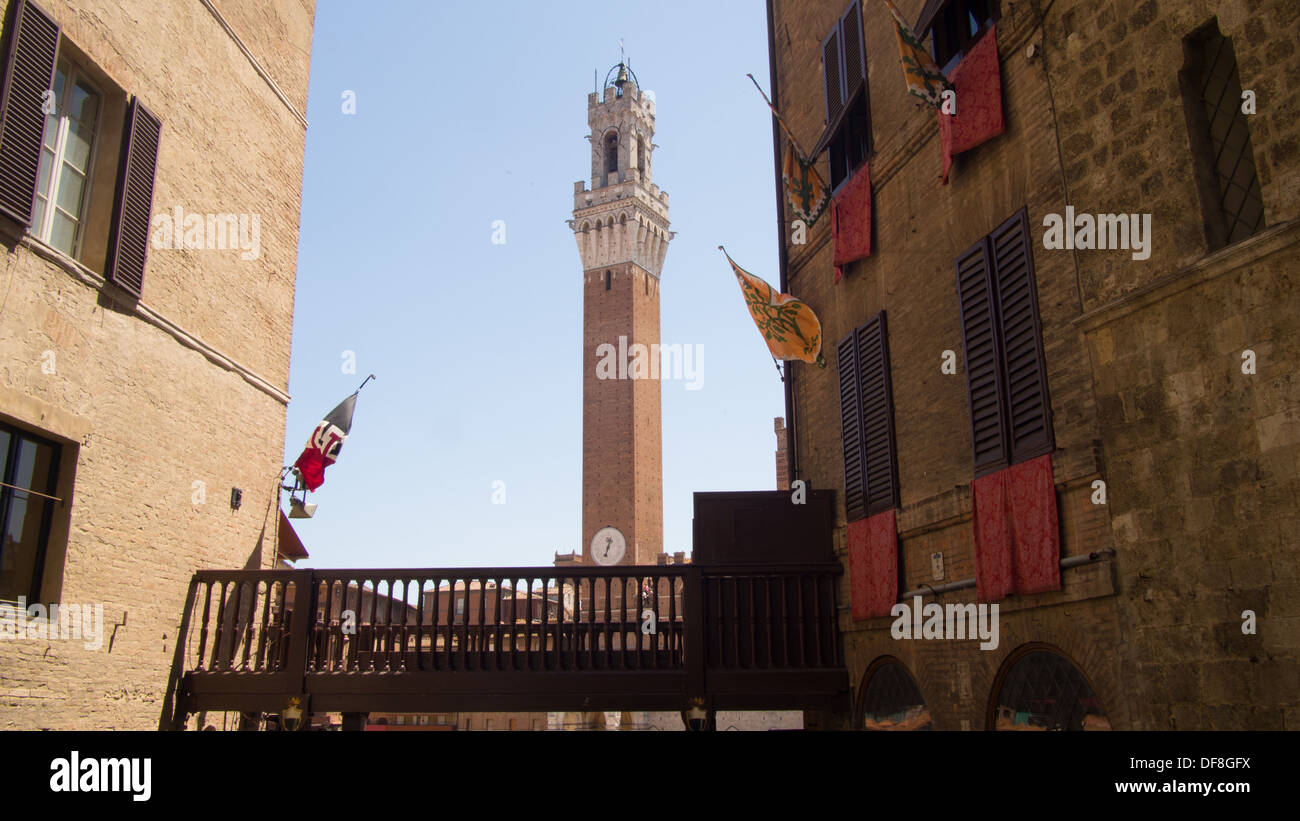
[
  {"left": 857, "top": 311, "right": 899, "bottom": 516},
  {"left": 990, "top": 208, "right": 1053, "bottom": 464},
  {"left": 840, "top": 2, "right": 865, "bottom": 107},
  {"left": 0, "top": 0, "right": 59, "bottom": 227},
  {"left": 837, "top": 331, "right": 865, "bottom": 522},
  {"left": 105, "top": 98, "right": 161, "bottom": 298},
  {"left": 956, "top": 234, "right": 1008, "bottom": 477},
  {"left": 822, "top": 25, "right": 842, "bottom": 127}
]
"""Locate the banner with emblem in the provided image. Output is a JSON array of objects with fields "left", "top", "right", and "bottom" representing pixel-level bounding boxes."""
[
  {"left": 883, "top": 0, "right": 952, "bottom": 107},
  {"left": 293, "top": 392, "right": 359, "bottom": 491},
  {"left": 748, "top": 74, "right": 830, "bottom": 228},
  {"left": 721, "top": 246, "right": 825, "bottom": 368}
]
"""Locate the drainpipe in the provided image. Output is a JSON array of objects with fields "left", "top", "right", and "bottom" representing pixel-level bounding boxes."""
[{"left": 766, "top": 0, "right": 797, "bottom": 486}]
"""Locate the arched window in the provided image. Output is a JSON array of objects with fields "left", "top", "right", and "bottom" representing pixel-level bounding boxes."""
[
  {"left": 605, "top": 270, "right": 611, "bottom": 291},
  {"left": 856, "top": 658, "right": 931, "bottom": 730},
  {"left": 604, "top": 131, "right": 618, "bottom": 175},
  {"left": 989, "top": 644, "right": 1110, "bottom": 730},
  {"left": 637, "top": 135, "right": 647, "bottom": 176}
]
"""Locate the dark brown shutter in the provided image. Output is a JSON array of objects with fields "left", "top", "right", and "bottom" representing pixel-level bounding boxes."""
[
  {"left": 956, "top": 235, "right": 1008, "bottom": 477},
  {"left": 822, "top": 25, "right": 842, "bottom": 127},
  {"left": 990, "top": 208, "right": 1053, "bottom": 464},
  {"left": 106, "top": 98, "right": 161, "bottom": 298},
  {"left": 0, "top": 0, "right": 59, "bottom": 227},
  {"left": 837, "top": 331, "right": 865, "bottom": 522},
  {"left": 857, "top": 311, "right": 899, "bottom": 516},
  {"left": 840, "top": 2, "right": 865, "bottom": 106}
]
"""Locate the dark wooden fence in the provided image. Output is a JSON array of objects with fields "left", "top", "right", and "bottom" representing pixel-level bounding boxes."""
[{"left": 162, "top": 564, "right": 847, "bottom": 727}]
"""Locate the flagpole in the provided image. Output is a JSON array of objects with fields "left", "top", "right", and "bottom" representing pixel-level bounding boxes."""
[
  {"left": 355, "top": 374, "right": 376, "bottom": 393},
  {"left": 746, "top": 73, "right": 811, "bottom": 162}
]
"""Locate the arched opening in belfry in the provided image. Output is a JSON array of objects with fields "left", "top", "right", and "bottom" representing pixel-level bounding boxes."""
[
  {"left": 637, "top": 135, "right": 646, "bottom": 176},
  {"left": 604, "top": 131, "right": 618, "bottom": 175}
]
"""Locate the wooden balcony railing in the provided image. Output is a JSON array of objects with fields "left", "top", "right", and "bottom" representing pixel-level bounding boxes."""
[{"left": 161, "top": 564, "right": 847, "bottom": 727}]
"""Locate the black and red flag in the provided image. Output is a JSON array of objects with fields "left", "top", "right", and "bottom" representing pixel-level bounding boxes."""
[{"left": 293, "top": 391, "right": 359, "bottom": 491}]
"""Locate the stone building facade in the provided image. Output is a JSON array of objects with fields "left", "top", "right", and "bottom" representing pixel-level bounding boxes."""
[
  {"left": 767, "top": 0, "right": 1297, "bottom": 730},
  {"left": 0, "top": 0, "right": 314, "bottom": 729}
]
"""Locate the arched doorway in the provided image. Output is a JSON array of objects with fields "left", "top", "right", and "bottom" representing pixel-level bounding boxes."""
[
  {"left": 855, "top": 657, "right": 932, "bottom": 730},
  {"left": 988, "top": 644, "right": 1111, "bottom": 730}
]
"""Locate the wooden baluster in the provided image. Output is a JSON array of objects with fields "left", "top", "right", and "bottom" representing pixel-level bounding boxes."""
[
  {"left": 731, "top": 577, "right": 742, "bottom": 669},
  {"left": 747, "top": 576, "right": 757, "bottom": 670},
  {"left": 493, "top": 578, "right": 503, "bottom": 671},
  {"left": 213, "top": 581, "right": 230, "bottom": 671},
  {"left": 672, "top": 575, "right": 680, "bottom": 665},
  {"left": 603, "top": 576, "right": 612, "bottom": 671},
  {"left": 477, "top": 576, "right": 488, "bottom": 672},
  {"left": 254, "top": 580, "right": 271, "bottom": 672},
  {"left": 763, "top": 576, "right": 773, "bottom": 670},
  {"left": 367, "top": 578, "right": 380, "bottom": 673},
  {"left": 779, "top": 575, "right": 789, "bottom": 668},
  {"left": 414, "top": 578, "right": 426, "bottom": 673},
  {"left": 587, "top": 578, "right": 597, "bottom": 671},
  {"left": 811, "top": 573, "right": 823, "bottom": 667},
  {"left": 431, "top": 578, "right": 443, "bottom": 672},
  {"left": 541, "top": 577, "right": 552, "bottom": 671},
  {"left": 621, "top": 575, "right": 629, "bottom": 667},
  {"left": 194, "top": 581, "right": 213, "bottom": 671},
  {"left": 795, "top": 575, "right": 806, "bottom": 668}
]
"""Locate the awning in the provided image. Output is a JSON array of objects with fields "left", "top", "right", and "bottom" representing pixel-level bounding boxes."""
[{"left": 277, "top": 509, "right": 309, "bottom": 561}]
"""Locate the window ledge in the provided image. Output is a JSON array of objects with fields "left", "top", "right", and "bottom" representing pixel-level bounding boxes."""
[{"left": 1074, "top": 218, "right": 1300, "bottom": 333}]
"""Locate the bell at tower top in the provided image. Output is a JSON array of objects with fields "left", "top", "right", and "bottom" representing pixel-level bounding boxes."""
[{"left": 582, "top": 60, "right": 661, "bottom": 194}]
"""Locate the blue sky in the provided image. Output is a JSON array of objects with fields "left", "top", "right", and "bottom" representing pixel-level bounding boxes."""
[{"left": 284, "top": 0, "right": 785, "bottom": 569}]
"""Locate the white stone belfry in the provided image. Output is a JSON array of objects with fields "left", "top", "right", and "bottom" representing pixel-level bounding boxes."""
[{"left": 570, "top": 72, "right": 672, "bottom": 277}]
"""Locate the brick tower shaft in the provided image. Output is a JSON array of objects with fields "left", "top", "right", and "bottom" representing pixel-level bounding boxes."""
[{"left": 571, "top": 68, "right": 671, "bottom": 566}]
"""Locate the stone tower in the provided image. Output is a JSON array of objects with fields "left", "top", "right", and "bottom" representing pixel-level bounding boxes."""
[{"left": 571, "top": 64, "right": 671, "bottom": 566}]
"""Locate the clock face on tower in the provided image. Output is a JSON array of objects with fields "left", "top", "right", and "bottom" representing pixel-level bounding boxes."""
[{"left": 589, "top": 526, "right": 627, "bottom": 566}]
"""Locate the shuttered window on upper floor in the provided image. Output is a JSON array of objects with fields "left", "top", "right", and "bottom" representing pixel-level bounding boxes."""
[
  {"left": 816, "top": 0, "right": 871, "bottom": 191},
  {"left": 0, "top": 0, "right": 160, "bottom": 298},
  {"left": 0, "top": 0, "right": 60, "bottom": 229},
  {"left": 955, "top": 207, "right": 1053, "bottom": 478},
  {"left": 837, "top": 311, "right": 900, "bottom": 522},
  {"left": 916, "top": 0, "right": 1000, "bottom": 74},
  {"left": 105, "top": 98, "right": 160, "bottom": 298}
]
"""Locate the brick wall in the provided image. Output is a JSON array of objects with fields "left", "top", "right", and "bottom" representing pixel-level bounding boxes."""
[
  {"left": 0, "top": 0, "right": 313, "bottom": 729},
  {"left": 774, "top": 0, "right": 1298, "bottom": 730}
]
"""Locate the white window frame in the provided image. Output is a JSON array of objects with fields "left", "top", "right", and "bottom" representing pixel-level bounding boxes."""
[{"left": 31, "top": 58, "right": 102, "bottom": 260}]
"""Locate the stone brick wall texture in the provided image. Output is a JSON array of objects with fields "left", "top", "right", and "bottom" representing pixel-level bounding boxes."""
[
  {"left": 0, "top": 0, "right": 314, "bottom": 729},
  {"left": 773, "top": 0, "right": 1297, "bottom": 729}
]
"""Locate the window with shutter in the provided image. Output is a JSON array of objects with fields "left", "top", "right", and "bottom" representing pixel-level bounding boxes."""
[
  {"left": 105, "top": 98, "right": 160, "bottom": 298},
  {"left": 837, "top": 332, "right": 865, "bottom": 522},
  {"left": 0, "top": 0, "right": 60, "bottom": 229},
  {"left": 990, "top": 209, "right": 1051, "bottom": 464},
  {"left": 955, "top": 207, "right": 1052, "bottom": 478},
  {"left": 817, "top": 2, "right": 871, "bottom": 191},
  {"left": 838, "top": 311, "right": 900, "bottom": 522},
  {"left": 821, "top": 26, "right": 843, "bottom": 128},
  {"left": 917, "top": 0, "right": 1000, "bottom": 74}
]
